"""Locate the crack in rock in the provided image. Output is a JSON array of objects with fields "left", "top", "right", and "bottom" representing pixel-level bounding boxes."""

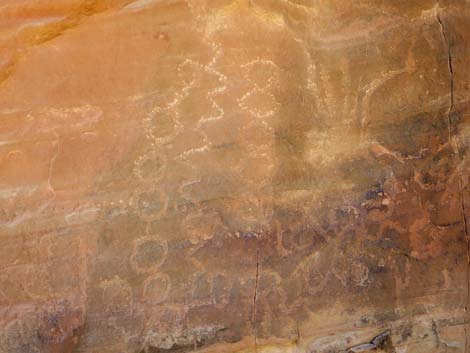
[{"left": 436, "top": 10, "right": 470, "bottom": 353}]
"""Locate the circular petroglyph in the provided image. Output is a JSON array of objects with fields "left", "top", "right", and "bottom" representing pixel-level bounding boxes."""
[
  {"left": 130, "top": 237, "right": 167, "bottom": 274},
  {"left": 98, "top": 277, "right": 133, "bottom": 313},
  {"left": 238, "top": 59, "right": 280, "bottom": 119},
  {"left": 143, "top": 274, "right": 170, "bottom": 303},
  {"left": 135, "top": 190, "right": 167, "bottom": 220},
  {"left": 134, "top": 151, "right": 166, "bottom": 182},
  {"left": 182, "top": 210, "right": 222, "bottom": 242}
]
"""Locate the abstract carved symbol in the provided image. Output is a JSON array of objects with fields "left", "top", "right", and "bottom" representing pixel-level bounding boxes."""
[
  {"left": 143, "top": 274, "right": 170, "bottom": 304},
  {"left": 135, "top": 189, "right": 168, "bottom": 221},
  {"left": 238, "top": 59, "right": 280, "bottom": 119},
  {"left": 134, "top": 151, "right": 167, "bottom": 182},
  {"left": 130, "top": 236, "right": 168, "bottom": 274}
]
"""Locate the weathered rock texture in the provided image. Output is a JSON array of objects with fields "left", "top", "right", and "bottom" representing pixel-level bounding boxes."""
[{"left": 1, "top": 1, "right": 470, "bottom": 352}]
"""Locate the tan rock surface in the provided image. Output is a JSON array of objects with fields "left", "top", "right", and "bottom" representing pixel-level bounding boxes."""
[{"left": 1, "top": 1, "right": 470, "bottom": 352}]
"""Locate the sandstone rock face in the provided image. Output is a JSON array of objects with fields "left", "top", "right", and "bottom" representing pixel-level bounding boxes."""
[{"left": 1, "top": 1, "right": 469, "bottom": 352}]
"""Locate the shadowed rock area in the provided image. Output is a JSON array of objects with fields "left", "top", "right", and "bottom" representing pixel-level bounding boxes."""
[{"left": 0, "top": 0, "right": 469, "bottom": 352}]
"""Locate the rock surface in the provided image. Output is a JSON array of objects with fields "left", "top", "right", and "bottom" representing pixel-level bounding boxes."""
[{"left": 1, "top": 1, "right": 470, "bottom": 352}]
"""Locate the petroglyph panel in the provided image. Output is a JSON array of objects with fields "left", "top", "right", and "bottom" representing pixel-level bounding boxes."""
[{"left": 0, "top": 1, "right": 469, "bottom": 353}]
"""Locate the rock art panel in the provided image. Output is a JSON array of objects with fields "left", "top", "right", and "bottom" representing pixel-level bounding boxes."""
[{"left": 0, "top": 1, "right": 469, "bottom": 353}]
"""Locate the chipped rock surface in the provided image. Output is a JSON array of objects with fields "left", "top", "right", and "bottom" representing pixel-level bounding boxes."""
[{"left": 0, "top": 1, "right": 470, "bottom": 352}]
